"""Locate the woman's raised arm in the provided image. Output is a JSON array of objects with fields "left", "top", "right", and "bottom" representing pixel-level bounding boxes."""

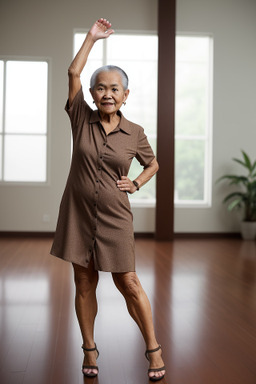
[{"left": 68, "top": 18, "right": 114, "bottom": 104}]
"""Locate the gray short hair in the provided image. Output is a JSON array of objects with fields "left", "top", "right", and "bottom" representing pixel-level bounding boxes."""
[{"left": 90, "top": 65, "right": 129, "bottom": 90}]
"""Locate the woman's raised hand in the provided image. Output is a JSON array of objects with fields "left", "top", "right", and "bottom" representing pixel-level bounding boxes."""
[{"left": 89, "top": 18, "right": 114, "bottom": 42}]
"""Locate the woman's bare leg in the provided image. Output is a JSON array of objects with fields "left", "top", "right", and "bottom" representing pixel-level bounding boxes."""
[
  {"left": 112, "top": 272, "right": 165, "bottom": 380},
  {"left": 73, "top": 261, "right": 99, "bottom": 375}
]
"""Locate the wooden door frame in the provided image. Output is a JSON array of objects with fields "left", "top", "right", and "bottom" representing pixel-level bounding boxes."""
[{"left": 155, "top": 0, "right": 176, "bottom": 240}]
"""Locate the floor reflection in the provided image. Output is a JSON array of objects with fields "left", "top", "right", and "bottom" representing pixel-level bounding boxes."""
[
  {"left": 1, "top": 277, "right": 49, "bottom": 303},
  {"left": 153, "top": 241, "right": 173, "bottom": 383},
  {"left": 239, "top": 240, "right": 256, "bottom": 286}
]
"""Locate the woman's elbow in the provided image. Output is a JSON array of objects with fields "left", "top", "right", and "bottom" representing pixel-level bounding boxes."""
[
  {"left": 68, "top": 66, "right": 80, "bottom": 78},
  {"left": 150, "top": 158, "right": 159, "bottom": 174}
]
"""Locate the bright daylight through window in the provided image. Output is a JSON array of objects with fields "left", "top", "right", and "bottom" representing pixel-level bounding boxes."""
[
  {"left": 0, "top": 60, "right": 48, "bottom": 182},
  {"left": 74, "top": 33, "right": 213, "bottom": 206},
  {"left": 175, "top": 36, "right": 213, "bottom": 206}
]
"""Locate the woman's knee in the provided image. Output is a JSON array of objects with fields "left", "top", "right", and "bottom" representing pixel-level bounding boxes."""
[
  {"left": 113, "top": 272, "right": 142, "bottom": 300},
  {"left": 73, "top": 263, "right": 98, "bottom": 294}
]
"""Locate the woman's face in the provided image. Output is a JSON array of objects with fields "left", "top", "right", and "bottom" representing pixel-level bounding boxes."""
[{"left": 90, "top": 71, "right": 129, "bottom": 116}]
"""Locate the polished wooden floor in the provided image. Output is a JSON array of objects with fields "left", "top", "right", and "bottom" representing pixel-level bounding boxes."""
[{"left": 0, "top": 237, "right": 256, "bottom": 384}]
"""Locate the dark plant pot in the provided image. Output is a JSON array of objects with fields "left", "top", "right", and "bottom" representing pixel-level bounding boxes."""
[{"left": 240, "top": 221, "right": 256, "bottom": 240}]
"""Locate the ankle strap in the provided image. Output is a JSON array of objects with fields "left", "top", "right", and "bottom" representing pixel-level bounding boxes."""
[
  {"left": 145, "top": 344, "right": 161, "bottom": 361},
  {"left": 82, "top": 343, "right": 97, "bottom": 352},
  {"left": 82, "top": 343, "right": 99, "bottom": 359}
]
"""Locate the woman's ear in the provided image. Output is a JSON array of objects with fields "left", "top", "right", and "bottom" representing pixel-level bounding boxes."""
[
  {"left": 89, "top": 88, "right": 95, "bottom": 103},
  {"left": 123, "top": 89, "right": 130, "bottom": 102}
]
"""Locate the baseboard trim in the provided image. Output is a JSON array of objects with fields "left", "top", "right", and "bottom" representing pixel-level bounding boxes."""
[
  {"left": 173, "top": 232, "right": 241, "bottom": 239},
  {"left": 0, "top": 231, "right": 241, "bottom": 239},
  {"left": 0, "top": 231, "right": 55, "bottom": 238},
  {"left": 134, "top": 232, "right": 154, "bottom": 238}
]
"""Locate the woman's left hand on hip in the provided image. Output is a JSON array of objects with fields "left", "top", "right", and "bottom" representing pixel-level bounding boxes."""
[{"left": 116, "top": 176, "right": 137, "bottom": 194}]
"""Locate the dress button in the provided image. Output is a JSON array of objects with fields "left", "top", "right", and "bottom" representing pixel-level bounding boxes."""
[
  {"left": 96, "top": 179, "right": 99, "bottom": 182},
  {"left": 95, "top": 191, "right": 98, "bottom": 194},
  {"left": 100, "top": 156, "right": 103, "bottom": 160},
  {"left": 103, "top": 142, "right": 107, "bottom": 146},
  {"left": 98, "top": 167, "right": 101, "bottom": 170}
]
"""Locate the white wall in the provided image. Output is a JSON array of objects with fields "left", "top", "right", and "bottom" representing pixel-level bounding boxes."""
[{"left": 0, "top": 0, "right": 255, "bottom": 233}]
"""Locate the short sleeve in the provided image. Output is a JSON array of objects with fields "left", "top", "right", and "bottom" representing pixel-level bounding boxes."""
[
  {"left": 65, "top": 87, "right": 92, "bottom": 131},
  {"left": 135, "top": 127, "right": 155, "bottom": 167}
]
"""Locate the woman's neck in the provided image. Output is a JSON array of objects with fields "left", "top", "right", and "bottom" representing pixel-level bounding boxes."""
[
  {"left": 99, "top": 112, "right": 121, "bottom": 135},
  {"left": 99, "top": 111, "right": 120, "bottom": 124}
]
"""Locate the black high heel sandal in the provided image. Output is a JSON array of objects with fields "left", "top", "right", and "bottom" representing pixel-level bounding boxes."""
[
  {"left": 81, "top": 343, "right": 99, "bottom": 378},
  {"left": 145, "top": 345, "right": 165, "bottom": 382}
]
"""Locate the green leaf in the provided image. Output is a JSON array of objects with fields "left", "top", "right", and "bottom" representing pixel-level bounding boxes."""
[
  {"left": 242, "top": 150, "right": 252, "bottom": 170},
  {"left": 217, "top": 175, "right": 247, "bottom": 184},
  {"left": 223, "top": 192, "right": 246, "bottom": 203},
  {"left": 251, "top": 161, "right": 256, "bottom": 174},
  {"left": 227, "top": 198, "right": 243, "bottom": 211},
  {"left": 233, "top": 158, "right": 247, "bottom": 169},
  {"left": 233, "top": 151, "right": 252, "bottom": 172},
  {"left": 248, "top": 180, "right": 256, "bottom": 189}
]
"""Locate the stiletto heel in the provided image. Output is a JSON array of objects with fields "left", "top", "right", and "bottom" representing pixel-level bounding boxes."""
[
  {"left": 145, "top": 344, "right": 165, "bottom": 382},
  {"left": 81, "top": 343, "right": 99, "bottom": 377}
]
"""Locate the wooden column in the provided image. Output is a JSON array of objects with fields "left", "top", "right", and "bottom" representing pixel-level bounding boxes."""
[{"left": 155, "top": 0, "right": 176, "bottom": 240}]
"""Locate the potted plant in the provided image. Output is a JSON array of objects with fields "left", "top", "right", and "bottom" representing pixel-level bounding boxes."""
[{"left": 217, "top": 150, "right": 256, "bottom": 240}]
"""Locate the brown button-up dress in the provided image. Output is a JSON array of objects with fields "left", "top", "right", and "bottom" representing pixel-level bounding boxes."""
[{"left": 50, "top": 88, "right": 155, "bottom": 272}]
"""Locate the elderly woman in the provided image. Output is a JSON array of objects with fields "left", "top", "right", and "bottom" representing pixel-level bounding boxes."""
[{"left": 50, "top": 18, "right": 165, "bottom": 382}]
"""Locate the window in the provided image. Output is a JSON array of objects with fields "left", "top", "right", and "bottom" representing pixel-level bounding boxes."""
[
  {"left": 74, "top": 32, "right": 213, "bottom": 207},
  {"left": 175, "top": 36, "right": 213, "bottom": 206},
  {"left": 0, "top": 59, "right": 48, "bottom": 182}
]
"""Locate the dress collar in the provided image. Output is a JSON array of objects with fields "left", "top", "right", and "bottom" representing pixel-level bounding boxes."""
[{"left": 89, "top": 109, "right": 132, "bottom": 135}]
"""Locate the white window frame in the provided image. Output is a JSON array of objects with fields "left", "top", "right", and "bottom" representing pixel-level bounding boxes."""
[
  {"left": 175, "top": 34, "right": 213, "bottom": 208},
  {"left": 0, "top": 56, "right": 51, "bottom": 186}
]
